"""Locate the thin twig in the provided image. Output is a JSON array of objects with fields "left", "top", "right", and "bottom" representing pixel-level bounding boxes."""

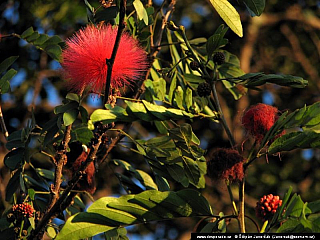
[
  {"left": 239, "top": 179, "right": 246, "bottom": 233},
  {"left": 29, "top": 125, "right": 72, "bottom": 239},
  {"left": 104, "top": 0, "right": 127, "bottom": 105},
  {"left": 0, "top": 104, "right": 8, "bottom": 138},
  {"left": 30, "top": 133, "right": 103, "bottom": 239},
  {"left": 151, "top": 0, "right": 176, "bottom": 57}
]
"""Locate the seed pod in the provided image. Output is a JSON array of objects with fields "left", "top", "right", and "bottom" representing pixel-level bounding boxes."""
[
  {"left": 213, "top": 52, "right": 225, "bottom": 65},
  {"left": 190, "top": 61, "right": 200, "bottom": 71},
  {"left": 197, "top": 82, "right": 211, "bottom": 97}
]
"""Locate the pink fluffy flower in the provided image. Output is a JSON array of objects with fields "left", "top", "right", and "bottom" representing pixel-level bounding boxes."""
[
  {"left": 61, "top": 24, "right": 149, "bottom": 95},
  {"left": 242, "top": 103, "right": 281, "bottom": 143}
]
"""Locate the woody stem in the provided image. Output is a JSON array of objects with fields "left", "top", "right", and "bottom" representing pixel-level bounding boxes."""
[{"left": 104, "top": 0, "right": 127, "bottom": 105}]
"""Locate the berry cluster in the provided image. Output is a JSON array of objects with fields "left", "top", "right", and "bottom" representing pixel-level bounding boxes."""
[
  {"left": 197, "top": 82, "right": 211, "bottom": 97},
  {"left": 12, "top": 203, "right": 34, "bottom": 218},
  {"left": 255, "top": 194, "right": 282, "bottom": 221}
]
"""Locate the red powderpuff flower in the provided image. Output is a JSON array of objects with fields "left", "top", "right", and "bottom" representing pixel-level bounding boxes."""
[
  {"left": 206, "top": 148, "right": 245, "bottom": 182},
  {"left": 242, "top": 103, "right": 281, "bottom": 143},
  {"left": 255, "top": 194, "right": 282, "bottom": 221},
  {"left": 61, "top": 24, "right": 149, "bottom": 95}
]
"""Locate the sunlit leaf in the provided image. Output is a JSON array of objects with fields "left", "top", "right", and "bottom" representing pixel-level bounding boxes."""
[
  {"left": 133, "top": 0, "right": 148, "bottom": 25},
  {"left": 208, "top": 0, "right": 243, "bottom": 37}
]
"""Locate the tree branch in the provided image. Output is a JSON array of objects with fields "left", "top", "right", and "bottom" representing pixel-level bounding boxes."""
[{"left": 104, "top": 0, "right": 127, "bottom": 105}]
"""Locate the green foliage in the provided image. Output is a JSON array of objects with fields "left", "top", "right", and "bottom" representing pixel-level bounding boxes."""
[
  {"left": 265, "top": 187, "right": 320, "bottom": 233},
  {"left": 0, "top": 56, "right": 18, "bottom": 94},
  {"left": 133, "top": 0, "right": 148, "bottom": 25},
  {"left": 235, "top": 72, "right": 308, "bottom": 89},
  {"left": 206, "top": 25, "right": 229, "bottom": 60},
  {"left": 20, "top": 27, "right": 63, "bottom": 61},
  {"left": 242, "top": 0, "right": 265, "bottom": 16},
  {"left": 134, "top": 123, "right": 206, "bottom": 189},
  {"left": 257, "top": 102, "right": 320, "bottom": 153},
  {"left": 2, "top": 0, "right": 320, "bottom": 239},
  {"left": 113, "top": 159, "right": 158, "bottom": 192},
  {"left": 208, "top": 0, "right": 243, "bottom": 37},
  {"left": 56, "top": 189, "right": 213, "bottom": 239},
  {"left": 90, "top": 100, "right": 215, "bottom": 124}
]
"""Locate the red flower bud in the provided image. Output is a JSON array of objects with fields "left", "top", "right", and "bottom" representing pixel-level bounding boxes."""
[
  {"left": 206, "top": 148, "right": 245, "bottom": 182},
  {"left": 242, "top": 103, "right": 283, "bottom": 143}
]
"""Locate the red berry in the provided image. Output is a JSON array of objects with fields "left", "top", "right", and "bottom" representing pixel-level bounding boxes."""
[
  {"left": 255, "top": 194, "right": 282, "bottom": 221},
  {"left": 12, "top": 203, "right": 34, "bottom": 218}
]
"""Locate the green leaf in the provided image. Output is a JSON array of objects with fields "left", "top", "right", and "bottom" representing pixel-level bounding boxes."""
[
  {"left": 91, "top": 106, "right": 133, "bottom": 123},
  {"left": 63, "top": 109, "right": 79, "bottom": 126},
  {"left": 268, "top": 186, "right": 292, "bottom": 230},
  {"left": 176, "top": 189, "right": 213, "bottom": 215},
  {"left": 206, "top": 25, "right": 229, "bottom": 58},
  {"left": 58, "top": 190, "right": 213, "bottom": 239},
  {"left": 0, "top": 56, "right": 18, "bottom": 75},
  {"left": 133, "top": 0, "right": 148, "bottom": 25},
  {"left": 66, "top": 93, "right": 80, "bottom": 102},
  {"left": 174, "top": 86, "right": 184, "bottom": 110},
  {"left": 33, "top": 34, "right": 49, "bottom": 45},
  {"left": 245, "top": 74, "right": 308, "bottom": 88},
  {"left": 154, "top": 121, "right": 169, "bottom": 134},
  {"left": 26, "top": 32, "right": 40, "bottom": 42},
  {"left": 189, "top": 37, "right": 207, "bottom": 45},
  {"left": 268, "top": 131, "right": 320, "bottom": 154},
  {"left": 91, "top": 101, "right": 199, "bottom": 124},
  {"left": 154, "top": 175, "right": 170, "bottom": 191},
  {"left": 104, "top": 227, "right": 128, "bottom": 240},
  {"left": 88, "top": 199, "right": 138, "bottom": 225},
  {"left": 45, "top": 44, "right": 62, "bottom": 61},
  {"left": 242, "top": 0, "right": 265, "bottom": 16},
  {"left": 36, "top": 168, "right": 55, "bottom": 181},
  {"left": 152, "top": 78, "right": 166, "bottom": 101},
  {"left": 276, "top": 219, "right": 302, "bottom": 233},
  {"left": 4, "top": 147, "right": 25, "bottom": 170},
  {"left": 289, "top": 195, "right": 305, "bottom": 217},
  {"left": 113, "top": 159, "right": 158, "bottom": 190},
  {"left": 40, "top": 35, "right": 63, "bottom": 48},
  {"left": 167, "top": 164, "right": 189, "bottom": 187},
  {"left": 5, "top": 170, "right": 21, "bottom": 201},
  {"left": 55, "top": 213, "right": 115, "bottom": 240},
  {"left": 0, "top": 69, "right": 17, "bottom": 93},
  {"left": 54, "top": 101, "right": 79, "bottom": 114},
  {"left": 126, "top": 101, "right": 155, "bottom": 121},
  {"left": 46, "top": 226, "right": 57, "bottom": 239},
  {"left": 185, "top": 88, "right": 193, "bottom": 110},
  {"left": 95, "top": 6, "right": 118, "bottom": 23},
  {"left": 72, "top": 125, "right": 94, "bottom": 144},
  {"left": 208, "top": 0, "right": 243, "bottom": 37},
  {"left": 6, "top": 130, "right": 24, "bottom": 150},
  {"left": 20, "top": 27, "right": 34, "bottom": 38},
  {"left": 168, "top": 73, "right": 177, "bottom": 104},
  {"left": 308, "top": 200, "right": 320, "bottom": 213}
]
